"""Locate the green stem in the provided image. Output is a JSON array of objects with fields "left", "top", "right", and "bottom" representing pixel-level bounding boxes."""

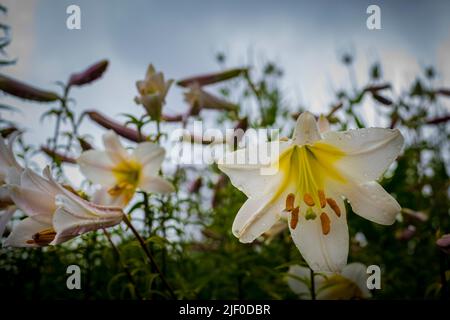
[
  {"left": 104, "top": 228, "right": 143, "bottom": 300},
  {"left": 310, "top": 267, "right": 316, "bottom": 300},
  {"left": 122, "top": 214, "right": 176, "bottom": 299}
]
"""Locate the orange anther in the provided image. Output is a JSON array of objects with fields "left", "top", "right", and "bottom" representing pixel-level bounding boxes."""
[
  {"left": 303, "top": 193, "right": 315, "bottom": 207},
  {"left": 326, "top": 198, "right": 341, "bottom": 217},
  {"left": 290, "top": 207, "right": 299, "bottom": 230},
  {"left": 320, "top": 212, "right": 331, "bottom": 235},
  {"left": 318, "top": 190, "right": 326, "bottom": 208},
  {"left": 285, "top": 193, "right": 295, "bottom": 211}
]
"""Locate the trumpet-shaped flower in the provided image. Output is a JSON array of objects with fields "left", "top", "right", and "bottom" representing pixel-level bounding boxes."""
[
  {"left": 4, "top": 167, "right": 124, "bottom": 247},
  {"left": 0, "top": 134, "right": 22, "bottom": 236},
  {"left": 287, "top": 263, "right": 371, "bottom": 300},
  {"left": 77, "top": 131, "right": 174, "bottom": 207},
  {"left": 134, "top": 64, "right": 173, "bottom": 120},
  {"left": 218, "top": 112, "right": 403, "bottom": 272}
]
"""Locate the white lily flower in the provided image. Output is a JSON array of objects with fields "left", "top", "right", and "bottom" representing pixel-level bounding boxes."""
[
  {"left": 218, "top": 112, "right": 403, "bottom": 272},
  {"left": 0, "top": 134, "right": 23, "bottom": 236},
  {"left": 0, "top": 133, "right": 22, "bottom": 184},
  {"left": 77, "top": 131, "right": 174, "bottom": 207},
  {"left": 287, "top": 263, "right": 371, "bottom": 300},
  {"left": 4, "top": 167, "right": 124, "bottom": 247}
]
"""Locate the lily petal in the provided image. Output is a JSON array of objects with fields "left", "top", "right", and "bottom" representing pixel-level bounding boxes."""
[
  {"left": 77, "top": 150, "right": 116, "bottom": 186},
  {"left": 51, "top": 204, "right": 123, "bottom": 245},
  {"left": 322, "top": 128, "right": 404, "bottom": 182},
  {"left": 139, "top": 175, "right": 174, "bottom": 193},
  {"left": 289, "top": 193, "right": 348, "bottom": 272},
  {"left": 102, "top": 131, "right": 130, "bottom": 164},
  {"left": 8, "top": 185, "right": 55, "bottom": 217},
  {"left": 133, "top": 142, "right": 165, "bottom": 176},
  {"left": 341, "top": 263, "right": 371, "bottom": 298},
  {"left": 340, "top": 181, "right": 400, "bottom": 225},
  {"left": 293, "top": 111, "right": 322, "bottom": 145},
  {"left": 232, "top": 194, "right": 285, "bottom": 243},
  {"left": 4, "top": 216, "right": 52, "bottom": 247},
  {"left": 218, "top": 141, "right": 290, "bottom": 198},
  {"left": 0, "top": 206, "right": 15, "bottom": 237},
  {"left": 287, "top": 265, "right": 314, "bottom": 299}
]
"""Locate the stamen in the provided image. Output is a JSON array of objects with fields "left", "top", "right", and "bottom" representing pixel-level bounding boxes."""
[
  {"left": 285, "top": 193, "right": 295, "bottom": 211},
  {"left": 31, "top": 228, "right": 56, "bottom": 246},
  {"left": 305, "top": 208, "right": 317, "bottom": 220},
  {"left": 320, "top": 212, "right": 331, "bottom": 235},
  {"left": 290, "top": 207, "right": 299, "bottom": 229},
  {"left": 326, "top": 198, "right": 341, "bottom": 217},
  {"left": 318, "top": 190, "right": 326, "bottom": 208},
  {"left": 303, "top": 193, "right": 315, "bottom": 207}
]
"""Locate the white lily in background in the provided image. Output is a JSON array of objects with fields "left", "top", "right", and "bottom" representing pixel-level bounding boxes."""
[
  {"left": 134, "top": 64, "right": 173, "bottom": 120},
  {"left": 0, "top": 134, "right": 22, "bottom": 236},
  {"left": 287, "top": 263, "right": 371, "bottom": 300},
  {"left": 77, "top": 131, "right": 174, "bottom": 207},
  {"left": 218, "top": 112, "right": 403, "bottom": 272},
  {"left": 4, "top": 167, "right": 124, "bottom": 247}
]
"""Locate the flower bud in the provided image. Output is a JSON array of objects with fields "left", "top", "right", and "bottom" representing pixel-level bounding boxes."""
[
  {"left": 0, "top": 74, "right": 60, "bottom": 102},
  {"left": 85, "top": 110, "right": 145, "bottom": 142},
  {"left": 68, "top": 60, "right": 109, "bottom": 87},
  {"left": 177, "top": 68, "right": 247, "bottom": 87}
]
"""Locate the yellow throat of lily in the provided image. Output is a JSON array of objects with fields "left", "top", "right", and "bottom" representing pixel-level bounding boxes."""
[
  {"left": 109, "top": 159, "right": 142, "bottom": 203},
  {"left": 274, "top": 142, "right": 346, "bottom": 235}
]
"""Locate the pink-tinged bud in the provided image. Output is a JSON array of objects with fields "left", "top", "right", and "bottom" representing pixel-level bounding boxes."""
[
  {"left": 364, "top": 83, "right": 391, "bottom": 93},
  {"left": 185, "top": 85, "right": 238, "bottom": 115},
  {"left": 437, "top": 88, "right": 450, "bottom": 96},
  {"left": 372, "top": 93, "right": 393, "bottom": 106},
  {"left": 68, "top": 60, "right": 109, "bottom": 87},
  {"left": 85, "top": 110, "right": 145, "bottom": 143},
  {"left": 177, "top": 68, "right": 247, "bottom": 87},
  {"left": 77, "top": 137, "right": 94, "bottom": 151},
  {"left": 161, "top": 113, "right": 184, "bottom": 122},
  {"left": 426, "top": 115, "right": 450, "bottom": 125},
  {"left": 0, "top": 74, "right": 61, "bottom": 102},
  {"left": 41, "top": 146, "right": 76, "bottom": 164},
  {"left": 436, "top": 234, "right": 450, "bottom": 254},
  {"left": 188, "top": 177, "right": 203, "bottom": 193}
]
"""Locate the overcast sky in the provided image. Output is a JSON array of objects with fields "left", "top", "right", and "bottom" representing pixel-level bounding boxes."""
[{"left": 2, "top": 0, "right": 450, "bottom": 184}]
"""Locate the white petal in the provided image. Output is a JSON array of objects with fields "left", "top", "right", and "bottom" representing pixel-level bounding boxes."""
[
  {"left": 341, "top": 263, "right": 371, "bottom": 298},
  {"left": 340, "top": 181, "right": 401, "bottom": 225},
  {"left": 317, "top": 115, "right": 330, "bottom": 134},
  {"left": 289, "top": 194, "right": 348, "bottom": 273},
  {"left": 0, "top": 206, "right": 15, "bottom": 237},
  {"left": 322, "top": 128, "right": 404, "bottom": 182},
  {"left": 287, "top": 265, "right": 312, "bottom": 299},
  {"left": 232, "top": 194, "right": 284, "bottom": 243},
  {"left": 91, "top": 187, "right": 129, "bottom": 208},
  {"left": 77, "top": 150, "right": 116, "bottom": 186},
  {"left": 133, "top": 142, "right": 165, "bottom": 176},
  {"left": 102, "top": 131, "right": 130, "bottom": 164},
  {"left": 292, "top": 112, "right": 322, "bottom": 145},
  {"left": 20, "top": 168, "right": 59, "bottom": 196},
  {"left": 218, "top": 141, "right": 290, "bottom": 198},
  {"left": 4, "top": 216, "right": 51, "bottom": 247},
  {"left": 139, "top": 175, "right": 174, "bottom": 194},
  {"left": 8, "top": 185, "right": 55, "bottom": 217},
  {"left": 51, "top": 205, "right": 123, "bottom": 245}
]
